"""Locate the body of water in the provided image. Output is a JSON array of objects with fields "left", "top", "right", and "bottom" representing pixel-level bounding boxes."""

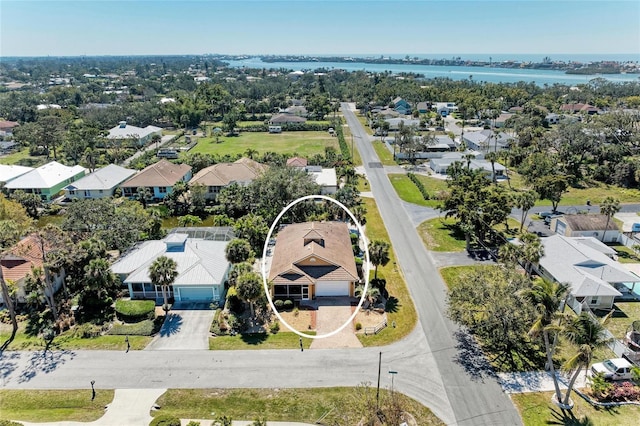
[{"left": 225, "top": 57, "right": 640, "bottom": 86}]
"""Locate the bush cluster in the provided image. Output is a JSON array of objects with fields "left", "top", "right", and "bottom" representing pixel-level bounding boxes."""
[
  {"left": 599, "top": 381, "right": 640, "bottom": 402},
  {"left": 334, "top": 123, "right": 351, "bottom": 161},
  {"left": 407, "top": 172, "right": 430, "bottom": 200},
  {"left": 115, "top": 299, "right": 156, "bottom": 322},
  {"left": 149, "top": 414, "right": 181, "bottom": 426},
  {"left": 283, "top": 300, "right": 294, "bottom": 310},
  {"left": 109, "top": 318, "right": 163, "bottom": 336}
]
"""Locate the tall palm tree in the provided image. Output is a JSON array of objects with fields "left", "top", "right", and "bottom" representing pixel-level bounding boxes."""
[
  {"left": 485, "top": 151, "right": 498, "bottom": 184},
  {"left": 562, "top": 312, "right": 613, "bottom": 407},
  {"left": 498, "top": 242, "right": 521, "bottom": 267},
  {"left": 368, "top": 240, "right": 390, "bottom": 279},
  {"left": 514, "top": 191, "right": 538, "bottom": 233},
  {"left": 599, "top": 197, "right": 620, "bottom": 243},
  {"left": 519, "top": 232, "right": 544, "bottom": 277},
  {"left": 149, "top": 256, "right": 178, "bottom": 313},
  {"left": 520, "top": 279, "right": 570, "bottom": 405}
]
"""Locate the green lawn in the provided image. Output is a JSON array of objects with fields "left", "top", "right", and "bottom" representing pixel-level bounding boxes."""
[
  {"left": 208, "top": 332, "right": 314, "bottom": 350},
  {"left": 0, "top": 148, "right": 47, "bottom": 166},
  {"left": 608, "top": 244, "right": 640, "bottom": 263},
  {"left": 187, "top": 131, "right": 338, "bottom": 158},
  {"left": 358, "top": 198, "right": 418, "bottom": 346},
  {"left": 417, "top": 217, "right": 467, "bottom": 252},
  {"left": 0, "top": 390, "right": 114, "bottom": 422},
  {"left": 153, "top": 387, "right": 444, "bottom": 425},
  {"left": 0, "top": 324, "right": 152, "bottom": 351},
  {"left": 372, "top": 140, "right": 397, "bottom": 166},
  {"left": 389, "top": 174, "right": 433, "bottom": 207},
  {"left": 413, "top": 173, "right": 449, "bottom": 195},
  {"left": 596, "top": 301, "right": 640, "bottom": 341},
  {"left": 512, "top": 391, "right": 640, "bottom": 426},
  {"left": 439, "top": 265, "right": 499, "bottom": 289}
]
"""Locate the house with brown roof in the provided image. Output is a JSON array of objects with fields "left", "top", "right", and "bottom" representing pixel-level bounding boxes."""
[
  {"left": 120, "top": 159, "right": 192, "bottom": 200},
  {"left": 286, "top": 157, "right": 308, "bottom": 168},
  {"left": 560, "top": 103, "right": 600, "bottom": 115},
  {"left": 550, "top": 214, "right": 620, "bottom": 243},
  {"left": 268, "top": 222, "right": 359, "bottom": 300},
  {"left": 0, "top": 234, "right": 64, "bottom": 304},
  {"left": 189, "top": 158, "right": 266, "bottom": 201}
]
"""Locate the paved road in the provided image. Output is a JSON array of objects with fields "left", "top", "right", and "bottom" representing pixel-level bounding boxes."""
[{"left": 343, "top": 103, "right": 522, "bottom": 425}]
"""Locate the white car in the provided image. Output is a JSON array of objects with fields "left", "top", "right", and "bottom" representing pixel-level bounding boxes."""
[{"left": 591, "top": 358, "right": 635, "bottom": 381}]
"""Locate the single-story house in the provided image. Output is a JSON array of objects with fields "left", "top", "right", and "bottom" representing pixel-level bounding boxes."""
[
  {"left": 189, "top": 158, "right": 266, "bottom": 201},
  {"left": 120, "top": 159, "right": 192, "bottom": 200},
  {"left": 550, "top": 214, "right": 621, "bottom": 243},
  {"left": 429, "top": 152, "right": 506, "bottom": 180},
  {"left": 545, "top": 113, "right": 561, "bottom": 125},
  {"left": 269, "top": 221, "right": 359, "bottom": 300},
  {"left": 384, "top": 118, "right": 420, "bottom": 131},
  {"left": 534, "top": 235, "right": 637, "bottom": 310},
  {"left": 463, "top": 129, "right": 513, "bottom": 152},
  {"left": 0, "top": 164, "right": 33, "bottom": 187},
  {"left": 3, "top": 161, "right": 85, "bottom": 201},
  {"left": 0, "top": 234, "right": 65, "bottom": 305},
  {"left": 560, "top": 103, "right": 600, "bottom": 115},
  {"left": 0, "top": 141, "right": 18, "bottom": 153},
  {"left": 282, "top": 105, "right": 308, "bottom": 117},
  {"left": 492, "top": 112, "right": 514, "bottom": 128},
  {"left": 64, "top": 164, "right": 137, "bottom": 200},
  {"left": 107, "top": 121, "right": 162, "bottom": 146},
  {"left": 416, "top": 102, "right": 431, "bottom": 114},
  {"left": 0, "top": 120, "right": 19, "bottom": 135},
  {"left": 269, "top": 114, "right": 307, "bottom": 125},
  {"left": 286, "top": 157, "right": 308, "bottom": 169},
  {"left": 429, "top": 135, "right": 457, "bottom": 151},
  {"left": 306, "top": 166, "right": 338, "bottom": 195},
  {"left": 111, "top": 232, "right": 230, "bottom": 303}
]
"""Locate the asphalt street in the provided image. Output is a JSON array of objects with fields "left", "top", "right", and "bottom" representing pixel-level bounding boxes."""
[{"left": 342, "top": 103, "right": 522, "bottom": 425}]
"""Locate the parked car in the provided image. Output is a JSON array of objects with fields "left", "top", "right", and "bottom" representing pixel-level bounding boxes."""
[
  {"left": 435, "top": 126, "right": 445, "bottom": 131},
  {"left": 591, "top": 358, "right": 635, "bottom": 381}
]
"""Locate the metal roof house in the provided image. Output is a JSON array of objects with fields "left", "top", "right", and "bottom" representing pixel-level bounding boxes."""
[
  {"left": 535, "top": 235, "right": 637, "bottom": 310},
  {"left": 111, "top": 232, "right": 230, "bottom": 303},
  {"left": 0, "top": 164, "right": 33, "bottom": 187},
  {"left": 3, "top": 161, "right": 85, "bottom": 201},
  {"left": 64, "top": 164, "right": 136, "bottom": 200},
  {"left": 107, "top": 121, "right": 162, "bottom": 146}
]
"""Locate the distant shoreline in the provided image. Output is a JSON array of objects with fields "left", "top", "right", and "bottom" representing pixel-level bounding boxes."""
[{"left": 219, "top": 54, "right": 639, "bottom": 75}]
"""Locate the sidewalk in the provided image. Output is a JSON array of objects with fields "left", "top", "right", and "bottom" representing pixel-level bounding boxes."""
[{"left": 497, "top": 370, "right": 588, "bottom": 394}]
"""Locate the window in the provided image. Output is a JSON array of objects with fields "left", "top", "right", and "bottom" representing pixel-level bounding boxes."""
[
  {"left": 590, "top": 296, "right": 598, "bottom": 305},
  {"left": 158, "top": 187, "right": 167, "bottom": 193},
  {"left": 84, "top": 190, "right": 90, "bottom": 197},
  {"left": 131, "top": 283, "right": 143, "bottom": 292}
]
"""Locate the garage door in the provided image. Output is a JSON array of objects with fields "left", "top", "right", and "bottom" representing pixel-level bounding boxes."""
[
  {"left": 315, "top": 281, "right": 350, "bottom": 297},
  {"left": 175, "top": 287, "right": 214, "bottom": 301}
]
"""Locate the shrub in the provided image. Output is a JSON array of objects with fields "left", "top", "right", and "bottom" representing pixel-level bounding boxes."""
[
  {"left": 283, "top": 300, "right": 294, "bottom": 311},
  {"left": 186, "top": 422, "right": 201, "bottom": 426},
  {"left": 293, "top": 307, "right": 299, "bottom": 317},
  {"left": 70, "top": 322, "right": 104, "bottom": 338},
  {"left": 355, "top": 322, "right": 362, "bottom": 331},
  {"left": 115, "top": 299, "right": 156, "bottom": 322},
  {"left": 407, "top": 172, "right": 430, "bottom": 200},
  {"left": 149, "top": 414, "right": 181, "bottom": 426},
  {"left": 274, "top": 299, "right": 284, "bottom": 309},
  {"left": 270, "top": 321, "right": 280, "bottom": 334},
  {"left": 109, "top": 319, "right": 160, "bottom": 336},
  {"left": 0, "top": 420, "right": 24, "bottom": 426}
]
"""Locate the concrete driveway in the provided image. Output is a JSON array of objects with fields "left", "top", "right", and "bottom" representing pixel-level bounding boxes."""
[
  {"left": 310, "top": 297, "right": 362, "bottom": 349},
  {"left": 145, "top": 302, "right": 214, "bottom": 350}
]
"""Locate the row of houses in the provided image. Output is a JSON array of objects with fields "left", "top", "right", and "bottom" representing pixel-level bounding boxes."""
[{"left": 0, "top": 156, "right": 338, "bottom": 202}]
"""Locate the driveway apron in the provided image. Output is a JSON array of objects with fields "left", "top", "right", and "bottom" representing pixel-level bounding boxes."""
[
  {"left": 145, "top": 302, "right": 214, "bottom": 350},
  {"left": 310, "top": 297, "right": 362, "bottom": 349}
]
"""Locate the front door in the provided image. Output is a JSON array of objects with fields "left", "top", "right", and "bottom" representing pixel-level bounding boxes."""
[{"left": 302, "top": 285, "right": 309, "bottom": 300}]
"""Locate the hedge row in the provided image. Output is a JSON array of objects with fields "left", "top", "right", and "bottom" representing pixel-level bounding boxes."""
[
  {"left": 115, "top": 299, "right": 156, "bottom": 322},
  {"left": 109, "top": 318, "right": 164, "bottom": 336},
  {"left": 236, "top": 122, "right": 333, "bottom": 133},
  {"left": 335, "top": 124, "right": 351, "bottom": 161},
  {"left": 407, "top": 172, "right": 430, "bottom": 200}
]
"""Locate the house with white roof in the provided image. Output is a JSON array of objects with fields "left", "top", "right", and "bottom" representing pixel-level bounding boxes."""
[
  {"left": 429, "top": 152, "right": 506, "bottom": 180},
  {"left": 535, "top": 235, "right": 638, "bottom": 310},
  {"left": 63, "top": 164, "right": 136, "bottom": 200},
  {"left": 0, "top": 164, "right": 34, "bottom": 187},
  {"left": 463, "top": 129, "right": 514, "bottom": 152},
  {"left": 111, "top": 231, "right": 231, "bottom": 303},
  {"left": 4, "top": 161, "right": 85, "bottom": 201},
  {"left": 107, "top": 121, "right": 162, "bottom": 146},
  {"left": 306, "top": 166, "right": 338, "bottom": 195}
]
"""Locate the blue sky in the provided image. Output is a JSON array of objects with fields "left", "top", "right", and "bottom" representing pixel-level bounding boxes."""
[{"left": 1, "top": 0, "right": 639, "bottom": 57}]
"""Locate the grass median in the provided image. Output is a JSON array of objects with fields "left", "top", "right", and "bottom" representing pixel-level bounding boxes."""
[
  {"left": 209, "top": 332, "right": 315, "bottom": 350},
  {"left": 0, "top": 390, "right": 114, "bottom": 423}
]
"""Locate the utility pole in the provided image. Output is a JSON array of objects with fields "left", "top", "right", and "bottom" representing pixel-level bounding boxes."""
[{"left": 376, "top": 351, "right": 382, "bottom": 410}]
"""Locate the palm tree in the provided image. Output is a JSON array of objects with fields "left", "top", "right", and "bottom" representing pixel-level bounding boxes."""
[
  {"left": 520, "top": 278, "right": 570, "bottom": 405},
  {"left": 244, "top": 148, "right": 258, "bottom": 160},
  {"left": 498, "top": 242, "right": 521, "bottom": 266},
  {"left": 562, "top": 312, "right": 613, "bottom": 407},
  {"left": 368, "top": 240, "right": 390, "bottom": 279},
  {"left": 149, "top": 256, "right": 178, "bottom": 313},
  {"left": 519, "top": 232, "right": 544, "bottom": 277},
  {"left": 514, "top": 191, "right": 538, "bottom": 233},
  {"left": 463, "top": 153, "right": 475, "bottom": 170},
  {"left": 599, "top": 197, "right": 620, "bottom": 242},
  {"left": 485, "top": 151, "right": 498, "bottom": 184},
  {"left": 355, "top": 285, "right": 381, "bottom": 306}
]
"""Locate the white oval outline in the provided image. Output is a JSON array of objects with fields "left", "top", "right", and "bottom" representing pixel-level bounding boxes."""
[{"left": 261, "top": 194, "right": 370, "bottom": 339}]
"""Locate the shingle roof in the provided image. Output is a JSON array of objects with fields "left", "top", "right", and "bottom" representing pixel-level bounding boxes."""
[
  {"left": 286, "top": 157, "right": 307, "bottom": 168},
  {"left": 0, "top": 234, "right": 46, "bottom": 282},
  {"left": 4, "top": 161, "right": 85, "bottom": 190},
  {"left": 561, "top": 214, "right": 619, "bottom": 232},
  {"left": 269, "top": 114, "right": 307, "bottom": 124},
  {"left": 120, "top": 160, "right": 191, "bottom": 188},
  {"left": 189, "top": 158, "right": 265, "bottom": 187},
  {"left": 64, "top": 164, "right": 136, "bottom": 191},
  {"left": 269, "top": 222, "right": 358, "bottom": 285}
]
